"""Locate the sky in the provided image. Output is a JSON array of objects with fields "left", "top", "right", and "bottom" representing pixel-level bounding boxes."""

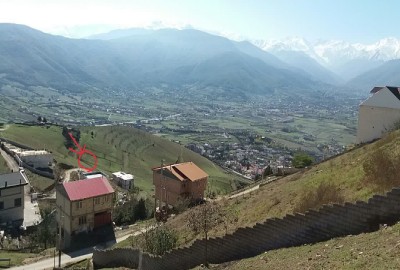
[{"left": 0, "top": 0, "right": 399, "bottom": 43}]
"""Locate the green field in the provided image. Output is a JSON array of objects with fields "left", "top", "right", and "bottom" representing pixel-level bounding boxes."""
[
  {"left": 0, "top": 251, "right": 35, "bottom": 267},
  {"left": 0, "top": 124, "right": 245, "bottom": 194}
]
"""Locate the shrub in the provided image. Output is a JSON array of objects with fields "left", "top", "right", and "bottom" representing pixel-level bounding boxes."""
[
  {"left": 113, "top": 198, "right": 151, "bottom": 225},
  {"left": 143, "top": 226, "right": 178, "bottom": 255},
  {"left": 292, "top": 152, "right": 314, "bottom": 168},
  {"left": 363, "top": 148, "right": 400, "bottom": 192},
  {"left": 295, "top": 182, "right": 344, "bottom": 213}
]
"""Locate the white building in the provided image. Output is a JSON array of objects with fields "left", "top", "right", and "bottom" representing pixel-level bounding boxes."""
[
  {"left": 357, "top": 86, "right": 400, "bottom": 144},
  {"left": 0, "top": 171, "right": 28, "bottom": 224},
  {"left": 112, "top": 171, "right": 133, "bottom": 190}
]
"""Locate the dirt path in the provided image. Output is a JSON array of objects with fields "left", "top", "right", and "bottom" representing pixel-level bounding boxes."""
[{"left": 10, "top": 225, "right": 154, "bottom": 270}]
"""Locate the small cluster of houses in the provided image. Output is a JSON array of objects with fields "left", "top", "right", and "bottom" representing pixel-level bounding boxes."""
[
  {"left": 55, "top": 161, "right": 208, "bottom": 249},
  {"left": 0, "top": 160, "right": 209, "bottom": 249}
]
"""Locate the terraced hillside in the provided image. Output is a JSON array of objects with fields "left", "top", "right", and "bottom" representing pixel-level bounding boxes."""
[{"left": 0, "top": 124, "right": 245, "bottom": 193}]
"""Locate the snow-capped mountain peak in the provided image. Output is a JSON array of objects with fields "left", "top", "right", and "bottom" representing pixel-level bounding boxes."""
[{"left": 252, "top": 37, "right": 400, "bottom": 67}]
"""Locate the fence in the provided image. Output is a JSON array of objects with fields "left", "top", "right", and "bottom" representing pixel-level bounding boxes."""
[{"left": 93, "top": 187, "right": 400, "bottom": 269}]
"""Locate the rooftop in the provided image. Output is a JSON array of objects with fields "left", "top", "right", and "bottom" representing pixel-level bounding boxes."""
[
  {"left": 152, "top": 162, "right": 208, "bottom": 182},
  {"left": 59, "top": 177, "right": 114, "bottom": 201},
  {"left": 0, "top": 171, "right": 28, "bottom": 189},
  {"left": 370, "top": 86, "right": 400, "bottom": 100},
  {"left": 112, "top": 171, "right": 134, "bottom": 180}
]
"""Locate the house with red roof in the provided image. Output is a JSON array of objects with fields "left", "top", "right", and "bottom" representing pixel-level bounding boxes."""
[
  {"left": 152, "top": 162, "right": 208, "bottom": 208},
  {"left": 56, "top": 177, "right": 114, "bottom": 249}
]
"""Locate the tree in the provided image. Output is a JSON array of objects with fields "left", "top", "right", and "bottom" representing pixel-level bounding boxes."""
[
  {"left": 263, "top": 165, "right": 273, "bottom": 178},
  {"left": 187, "top": 202, "right": 223, "bottom": 266},
  {"left": 134, "top": 198, "right": 147, "bottom": 221},
  {"left": 143, "top": 225, "right": 178, "bottom": 255},
  {"left": 42, "top": 117, "right": 47, "bottom": 123},
  {"left": 292, "top": 152, "right": 314, "bottom": 168},
  {"left": 32, "top": 208, "right": 56, "bottom": 250},
  {"left": 37, "top": 116, "right": 42, "bottom": 122}
]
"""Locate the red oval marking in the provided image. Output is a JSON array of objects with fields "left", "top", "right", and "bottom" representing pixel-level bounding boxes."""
[{"left": 68, "top": 132, "right": 98, "bottom": 172}]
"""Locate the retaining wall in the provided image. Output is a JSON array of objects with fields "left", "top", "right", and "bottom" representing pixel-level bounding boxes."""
[
  {"left": 93, "top": 187, "right": 400, "bottom": 270},
  {"left": 1, "top": 138, "right": 54, "bottom": 179}
]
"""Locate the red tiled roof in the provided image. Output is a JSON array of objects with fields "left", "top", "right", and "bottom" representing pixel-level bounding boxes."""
[
  {"left": 152, "top": 162, "right": 208, "bottom": 182},
  {"left": 62, "top": 177, "right": 114, "bottom": 201}
]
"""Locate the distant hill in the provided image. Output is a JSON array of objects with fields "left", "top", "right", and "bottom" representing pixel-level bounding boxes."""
[
  {"left": 0, "top": 124, "right": 244, "bottom": 193},
  {"left": 346, "top": 59, "right": 400, "bottom": 91},
  {"left": 0, "top": 23, "right": 328, "bottom": 98}
]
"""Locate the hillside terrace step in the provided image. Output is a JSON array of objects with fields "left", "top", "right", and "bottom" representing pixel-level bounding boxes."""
[
  {"left": 345, "top": 203, "right": 374, "bottom": 218},
  {"left": 383, "top": 194, "right": 400, "bottom": 206},
  {"left": 387, "top": 188, "right": 400, "bottom": 195},
  {"left": 298, "top": 229, "right": 330, "bottom": 243},
  {"left": 283, "top": 214, "right": 310, "bottom": 226},
  {"left": 306, "top": 216, "right": 351, "bottom": 236},
  {"left": 277, "top": 217, "right": 307, "bottom": 232},
  {"left": 321, "top": 210, "right": 366, "bottom": 234}
]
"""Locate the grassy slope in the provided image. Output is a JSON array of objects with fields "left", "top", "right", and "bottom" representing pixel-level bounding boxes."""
[
  {"left": 0, "top": 153, "right": 10, "bottom": 174},
  {"left": 117, "top": 130, "right": 400, "bottom": 248},
  {"left": 195, "top": 222, "right": 400, "bottom": 270},
  {"left": 0, "top": 251, "right": 35, "bottom": 267},
  {"left": 0, "top": 124, "right": 242, "bottom": 194}
]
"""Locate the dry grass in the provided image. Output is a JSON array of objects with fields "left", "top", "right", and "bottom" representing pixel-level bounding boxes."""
[
  {"left": 117, "top": 130, "right": 400, "bottom": 250},
  {"left": 295, "top": 182, "right": 344, "bottom": 213},
  {"left": 196, "top": 222, "right": 400, "bottom": 270},
  {"left": 362, "top": 148, "right": 400, "bottom": 192}
]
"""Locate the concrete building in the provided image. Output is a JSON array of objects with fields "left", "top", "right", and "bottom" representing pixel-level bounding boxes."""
[
  {"left": 357, "top": 86, "right": 400, "bottom": 144},
  {"left": 56, "top": 177, "right": 114, "bottom": 249},
  {"left": 112, "top": 171, "right": 133, "bottom": 190},
  {"left": 0, "top": 171, "right": 28, "bottom": 225},
  {"left": 152, "top": 162, "right": 208, "bottom": 207},
  {"left": 19, "top": 151, "right": 53, "bottom": 170},
  {"left": 80, "top": 171, "right": 107, "bottom": 180}
]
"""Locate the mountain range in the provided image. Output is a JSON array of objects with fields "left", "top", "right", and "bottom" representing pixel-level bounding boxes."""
[
  {"left": 0, "top": 23, "right": 337, "bottom": 99},
  {"left": 253, "top": 37, "right": 400, "bottom": 88},
  {"left": 0, "top": 23, "right": 399, "bottom": 97}
]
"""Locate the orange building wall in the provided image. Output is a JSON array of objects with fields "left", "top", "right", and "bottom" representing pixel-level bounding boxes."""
[{"left": 153, "top": 172, "right": 207, "bottom": 206}]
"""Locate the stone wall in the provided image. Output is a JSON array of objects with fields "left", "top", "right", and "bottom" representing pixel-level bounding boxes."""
[{"left": 93, "top": 187, "right": 400, "bottom": 270}]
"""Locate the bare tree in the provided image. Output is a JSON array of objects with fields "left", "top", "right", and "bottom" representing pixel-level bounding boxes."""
[{"left": 187, "top": 201, "right": 222, "bottom": 266}]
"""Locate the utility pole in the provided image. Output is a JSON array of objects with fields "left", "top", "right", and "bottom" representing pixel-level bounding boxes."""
[{"left": 57, "top": 209, "right": 63, "bottom": 268}]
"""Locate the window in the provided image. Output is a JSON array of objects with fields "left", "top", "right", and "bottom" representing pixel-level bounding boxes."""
[
  {"left": 104, "top": 195, "right": 109, "bottom": 202},
  {"left": 78, "top": 215, "right": 87, "bottom": 225},
  {"left": 14, "top": 198, "right": 22, "bottom": 207},
  {"left": 76, "top": 201, "right": 82, "bottom": 209},
  {"left": 94, "top": 197, "right": 100, "bottom": 204},
  {"left": 0, "top": 201, "right": 3, "bottom": 210}
]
